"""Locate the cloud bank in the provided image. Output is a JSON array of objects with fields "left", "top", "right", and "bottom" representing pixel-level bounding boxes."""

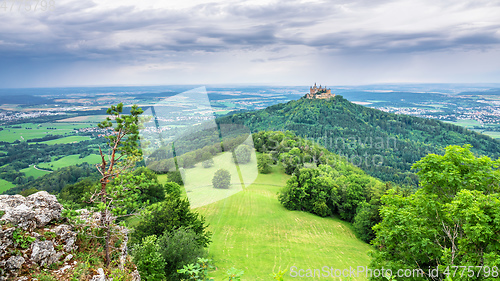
[{"left": 1, "top": 0, "right": 499, "bottom": 87}]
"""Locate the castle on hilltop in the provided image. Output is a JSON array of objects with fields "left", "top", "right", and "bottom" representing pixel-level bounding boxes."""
[{"left": 306, "top": 83, "right": 335, "bottom": 99}]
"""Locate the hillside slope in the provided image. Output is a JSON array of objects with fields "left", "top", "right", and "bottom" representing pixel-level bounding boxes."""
[
  {"left": 217, "top": 95, "right": 500, "bottom": 185},
  {"left": 197, "top": 166, "right": 372, "bottom": 280}
]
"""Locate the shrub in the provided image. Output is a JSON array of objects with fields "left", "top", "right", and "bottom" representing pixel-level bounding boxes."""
[
  {"left": 164, "top": 182, "right": 181, "bottom": 197},
  {"left": 257, "top": 154, "right": 272, "bottom": 174},
  {"left": 177, "top": 257, "right": 214, "bottom": 281},
  {"left": 19, "top": 188, "right": 39, "bottom": 197},
  {"left": 132, "top": 235, "right": 166, "bottom": 281},
  {"left": 212, "top": 169, "right": 231, "bottom": 189},
  {"left": 202, "top": 158, "right": 214, "bottom": 168},
  {"left": 233, "top": 145, "right": 252, "bottom": 164},
  {"left": 157, "top": 228, "right": 207, "bottom": 280},
  {"left": 131, "top": 195, "right": 211, "bottom": 247},
  {"left": 227, "top": 267, "right": 244, "bottom": 280},
  {"left": 166, "top": 171, "right": 184, "bottom": 186}
]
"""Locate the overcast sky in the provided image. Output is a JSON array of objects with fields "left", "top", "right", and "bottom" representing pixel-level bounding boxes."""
[{"left": 0, "top": 0, "right": 499, "bottom": 88}]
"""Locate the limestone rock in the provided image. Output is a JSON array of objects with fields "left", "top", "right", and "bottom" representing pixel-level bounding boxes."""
[
  {"left": 0, "top": 191, "right": 62, "bottom": 230},
  {"left": 31, "top": 240, "right": 57, "bottom": 267},
  {"left": 5, "top": 255, "right": 25, "bottom": 271},
  {"left": 53, "top": 224, "right": 78, "bottom": 252},
  {"left": 26, "top": 191, "right": 63, "bottom": 227},
  {"left": 91, "top": 268, "right": 107, "bottom": 281}
]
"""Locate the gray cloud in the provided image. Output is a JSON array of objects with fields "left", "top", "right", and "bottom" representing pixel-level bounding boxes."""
[{"left": 1, "top": 0, "right": 500, "bottom": 86}]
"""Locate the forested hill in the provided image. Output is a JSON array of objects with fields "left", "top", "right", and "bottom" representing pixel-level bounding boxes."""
[{"left": 217, "top": 95, "right": 500, "bottom": 185}]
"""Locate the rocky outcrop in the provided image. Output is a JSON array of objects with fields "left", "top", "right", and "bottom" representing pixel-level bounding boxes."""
[
  {"left": 0, "top": 191, "right": 73, "bottom": 280},
  {"left": 0, "top": 191, "right": 63, "bottom": 231}
]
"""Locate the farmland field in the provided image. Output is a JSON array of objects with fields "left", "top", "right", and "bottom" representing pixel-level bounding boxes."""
[
  {"left": 37, "top": 154, "right": 101, "bottom": 170},
  {"left": 20, "top": 165, "right": 51, "bottom": 179},
  {"left": 0, "top": 123, "right": 91, "bottom": 143},
  {"left": 197, "top": 166, "right": 372, "bottom": 280},
  {"left": 40, "top": 135, "right": 92, "bottom": 145},
  {"left": 0, "top": 178, "right": 15, "bottom": 193}
]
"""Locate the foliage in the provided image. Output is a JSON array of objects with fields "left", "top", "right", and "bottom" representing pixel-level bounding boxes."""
[
  {"left": 271, "top": 269, "right": 287, "bottom": 280},
  {"left": 233, "top": 145, "right": 252, "bottom": 164},
  {"left": 352, "top": 201, "right": 379, "bottom": 243},
  {"left": 19, "top": 187, "right": 39, "bottom": 197},
  {"left": 212, "top": 169, "right": 231, "bottom": 189},
  {"left": 87, "top": 103, "right": 144, "bottom": 266},
  {"left": 32, "top": 273, "right": 57, "bottom": 281},
  {"left": 131, "top": 235, "right": 166, "bottom": 281},
  {"left": 226, "top": 267, "right": 244, "bottom": 280},
  {"left": 412, "top": 144, "right": 500, "bottom": 199},
  {"left": 133, "top": 228, "right": 208, "bottom": 280},
  {"left": 13, "top": 228, "right": 36, "bottom": 249},
  {"left": 131, "top": 195, "right": 211, "bottom": 247},
  {"left": 257, "top": 153, "right": 272, "bottom": 174},
  {"left": 278, "top": 167, "right": 336, "bottom": 217},
  {"left": 218, "top": 96, "right": 500, "bottom": 186},
  {"left": 202, "top": 158, "right": 214, "bottom": 168},
  {"left": 59, "top": 177, "right": 98, "bottom": 208},
  {"left": 4, "top": 163, "right": 98, "bottom": 195},
  {"left": 0, "top": 137, "right": 104, "bottom": 192},
  {"left": 166, "top": 171, "right": 184, "bottom": 186},
  {"left": 164, "top": 181, "right": 181, "bottom": 197},
  {"left": 370, "top": 145, "right": 500, "bottom": 280},
  {"left": 126, "top": 167, "right": 166, "bottom": 204},
  {"left": 177, "top": 257, "right": 214, "bottom": 281}
]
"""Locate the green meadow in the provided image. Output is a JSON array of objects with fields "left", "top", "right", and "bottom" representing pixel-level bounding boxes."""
[
  {"left": 181, "top": 151, "right": 258, "bottom": 208},
  {"left": 444, "top": 119, "right": 482, "bottom": 128},
  {"left": 0, "top": 123, "right": 90, "bottom": 143},
  {"left": 195, "top": 166, "right": 372, "bottom": 280},
  {"left": 20, "top": 165, "right": 51, "bottom": 179},
  {"left": 0, "top": 178, "right": 15, "bottom": 193},
  {"left": 37, "top": 154, "right": 101, "bottom": 170},
  {"left": 40, "top": 135, "right": 92, "bottom": 145}
]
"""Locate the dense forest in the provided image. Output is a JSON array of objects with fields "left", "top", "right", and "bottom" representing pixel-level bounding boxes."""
[{"left": 217, "top": 95, "right": 500, "bottom": 186}]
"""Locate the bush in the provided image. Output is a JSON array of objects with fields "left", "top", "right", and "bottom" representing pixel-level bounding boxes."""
[
  {"left": 212, "top": 169, "right": 231, "bottom": 189},
  {"left": 202, "top": 158, "right": 214, "bottom": 168},
  {"left": 177, "top": 257, "right": 214, "bottom": 281},
  {"left": 131, "top": 195, "right": 211, "bottom": 247},
  {"left": 164, "top": 182, "right": 181, "bottom": 197},
  {"left": 166, "top": 171, "right": 184, "bottom": 186},
  {"left": 352, "top": 201, "right": 379, "bottom": 243},
  {"left": 257, "top": 154, "right": 272, "bottom": 174},
  {"left": 158, "top": 228, "right": 207, "bottom": 280},
  {"left": 233, "top": 145, "right": 252, "bottom": 164},
  {"left": 132, "top": 235, "right": 166, "bottom": 281}
]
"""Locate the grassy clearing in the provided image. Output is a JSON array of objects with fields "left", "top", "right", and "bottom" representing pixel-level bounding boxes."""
[
  {"left": 0, "top": 178, "right": 15, "bottom": 193},
  {"left": 20, "top": 165, "right": 51, "bottom": 179},
  {"left": 0, "top": 123, "right": 91, "bottom": 143},
  {"left": 481, "top": 131, "right": 500, "bottom": 139},
  {"left": 444, "top": 119, "right": 482, "bottom": 128},
  {"left": 197, "top": 166, "right": 372, "bottom": 280},
  {"left": 181, "top": 151, "right": 258, "bottom": 208},
  {"left": 40, "top": 135, "right": 92, "bottom": 145},
  {"left": 38, "top": 154, "right": 101, "bottom": 170}
]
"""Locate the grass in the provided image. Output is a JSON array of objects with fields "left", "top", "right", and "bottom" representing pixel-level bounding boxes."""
[
  {"left": 20, "top": 165, "right": 51, "bottom": 179},
  {"left": 0, "top": 122, "right": 91, "bottom": 143},
  {"left": 37, "top": 154, "right": 101, "bottom": 170},
  {"left": 40, "top": 135, "right": 92, "bottom": 145},
  {"left": 0, "top": 178, "right": 15, "bottom": 193},
  {"left": 196, "top": 165, "right": 372, "bottom": 280},
  {"left": 444, "top": 119, "right": 482, "bottom": 128},
  {"left": 181, "top": 151, "right": 258, "bottom": 208},
  {"left": 481, "top": 131, "right": 500, "bottom": 139}
]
